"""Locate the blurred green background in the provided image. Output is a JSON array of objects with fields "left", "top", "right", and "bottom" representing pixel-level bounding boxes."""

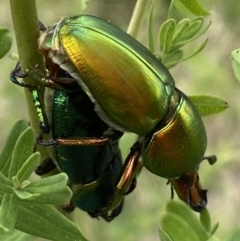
[{"left": 1, "top": 0, "right": 240, "bottom": 240}]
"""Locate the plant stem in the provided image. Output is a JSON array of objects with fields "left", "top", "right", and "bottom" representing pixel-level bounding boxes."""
[
  {"left": 9, "top": 0, "right": 49, "bottom": 159},
  {"left": 127, "top": 0, "right": 150, "bottom": 38}
]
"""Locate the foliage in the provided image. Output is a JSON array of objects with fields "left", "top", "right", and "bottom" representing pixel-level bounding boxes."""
[
  {"left": 231, "top": 48, "right": 240, "bottom": 82},
  {"left": 159, "top": 200, "right": 220, "bottom": 241},
  {"left": 0, "top": 28, "right": 12, "bottom": 59},
  {"left": 0, "top": 120, "right": 87, "bottom": 241},
  {"left": 147, "top": 0, "right": 228, "bottom": 116}
]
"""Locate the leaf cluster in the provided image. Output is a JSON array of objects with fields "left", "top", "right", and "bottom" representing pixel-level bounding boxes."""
[
  {"left": 0, "top": 120, "right": 87, "bottom": 241},
  {"left": 148, "top": 0, "right": 228, "bottom": 117},
  {"left": 148, "top": 0, "right": 211, "bottom": 69}
]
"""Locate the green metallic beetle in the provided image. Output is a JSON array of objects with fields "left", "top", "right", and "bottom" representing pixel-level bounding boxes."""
[
  {"left": 40, "top": 15, "right": 175, "bottom": 136},
  {"left": 35, "top": 15, "right": 216, "bottom": 211},
  {"left": 11, "top": 61, "right": 142, "bottom": 221}
]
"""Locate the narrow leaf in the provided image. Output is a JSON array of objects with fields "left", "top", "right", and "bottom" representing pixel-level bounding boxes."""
[
  {"left": 0, "top": 119, "right": 29, "bottom": 177},
  {"left": 159, "top": 228, "right": 174, "bottom": 241},
  {"left": 167, "top": 0, "right": 175, "bottom": 19},
  {"left": 172, "top": 19, "right": 190, "bottom": 44},
  {"left": 171, "top": 21, "right": 211, "bottom": 51},
  {"left": 14, "top": 189, "right": 39, "bottom": 200},
  {"left": 231, "top": 48, "right": 240, "bottom": 82},
  {"left": 22, "top": 173, "right": 72, "bottom": 205},
  {"left": 9, "top": 127, "right": 35, "bottom": 178},
  {"left": 17, "top": 152, "right": 41, "bottom": 182},
  {"left": 180, "top": 38, "right": 208, "bottom": 62},
  {"left": 0, "top": 28, "right": 12, "bottom": 58},
  {"left": 23, "top": 188, "right": 72, "bottom": 205},
  {"left": 159, "top": 19, "right": 176, "bottom": 53},
  {"left": 25, "top": 172, "right": 69, "bottom": 190},
  {"left": 176, "top": 0, "right": 209, "bottom": 16},
  {"left": 200, "top": 208, "right": 211, "bottom": 232},
  {"left": 147, "top": 2, "right": 155, "bottom": 52},
  {"left": 0, "top": 172, "right": 13, "bottom": 194},
  {"left": 178, "top": 18, "right": 204, "bottom": 42},
  {"left": 0, "top": 194, "right": 18, "bottom": 233},
  {"left": 16, "top": 202, "right": 89, "bottom": 241},
  {"left": 162, "top": 49, "right": 183, "bottom": 68},
  {"left": 189, "top": 95, "right": 229, "bottom": 116},
  {"left": 210, "top": 222, "right": 220, "bottom": 236},
  {"left": 1, "top": 229, "right": 35, "bottom": 241}
]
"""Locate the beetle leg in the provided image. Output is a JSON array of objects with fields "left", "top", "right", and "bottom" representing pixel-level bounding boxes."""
[
  {"left": 37, "top": 134, "right": 120, "bottom": 146},
  {"left": 37, "top": 134, "right": 111, "bottom": 146},
  {"left": 100, "top": 142, "right": 143, "bottom": 219},
  {"left": 63, "top": 201, "right": 75, "bottom": 212},
  {"left": 100, "top": 200, "right": 124, "bottom": 222},
  {"left": 26, "top": 66, "right": 79, "bottom": 91},
  {"left": 37, "top": 127, "right": 123, "bottom": 146},
  {"left": 11, "top": 63, "right": 50, "bottom": 134},
  {"left": 10, "top": 62, "right": 32, "bottom": 88},
  {"left": 35, "top": 157, "right": 56, "bottom": 175}
]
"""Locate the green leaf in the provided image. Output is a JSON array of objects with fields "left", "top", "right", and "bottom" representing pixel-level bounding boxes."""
[
  {"left": 9, "top": 53, "right": 19, "bottom": 61},
  {"left": 185, "top": 18, "right": 203, "bottom": 37},
  {"left": 167, "top": 0, "right": 175, "bottom": 19},
  {"left": 24, "top": 188, "right": 72, "bottom": 205},
  {"left": 231, "top": 48, "right": 240, "bottom": 82},
  {"left": 200, "top": 208, "right": 211, "bottom": 232},
  {"left": 210, "top": 222, "right": 219, "bottom": 236},
  {"left": 180, "top": 38, "right": 208, "bottom": 62},
  {"left": 159, "top": 19, "right": 176, "bottom": 53},
  {"left": 0, "top": 172, "right": 13, "bottom": 194},
  {"left": 175, "top": 0, "right": 209, "bottom": 16},
  {"left": 16, "top": 152, "right": 41, "bottom": 183},
  {"left": 160, "top": 212, "right": 201, "bottom": 241},
  {"left": 22, "top": 173, "right": 72, "bottom": 205},
  {"left": 0, "top": 28, "right": 12, "bottom": 59},
  {"left": 14, "top": 189, "right": 40, "bottom": 200},
  {"left": 173, "top": 18, "right": 204, "bottom": 43},
  {"left": 25, "top": 172, "right": 69, "bottom": 191},
  {"left": 9, "top": 127, "right": 34, "bottom": 179},
  {"left": 147, "top": 2, "right": 155, "bottom": 53},
  {"left": 159, "top": 228, "right": 174, "bottom": 241},
  {"left": 0, "top": 194, "right": 18, "bottom": 233},
  {"left": 172, "top": 19, "right": 190, "bottom": 44},
  {"left": 0, "top": 119, "right": 29, "bottom": 177},
  {"left": 189, "top": 95, "right": 229, "bottom": 116},
  {"left": 162, "top": 49, "right": 183, "bottom": 69},
  {"left": 165, "top": 201, "right": 209, "bottom": 240},
  {"left": 1, "top": 229, "right": 35, "bottom": 241},
  {"left": 16, "top": 202, "right": 89, "bottom": 241},
  {"left": 171, "top": 20, "right": 211, "bottom": 51}
]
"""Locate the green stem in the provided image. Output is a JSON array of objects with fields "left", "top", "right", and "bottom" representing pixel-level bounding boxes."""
[
  {"left": 127, "top": 0, "right": 150, "bottom": 38},
  {"left": 9, "top": 0, "right": 48, "bottom": 159}
]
